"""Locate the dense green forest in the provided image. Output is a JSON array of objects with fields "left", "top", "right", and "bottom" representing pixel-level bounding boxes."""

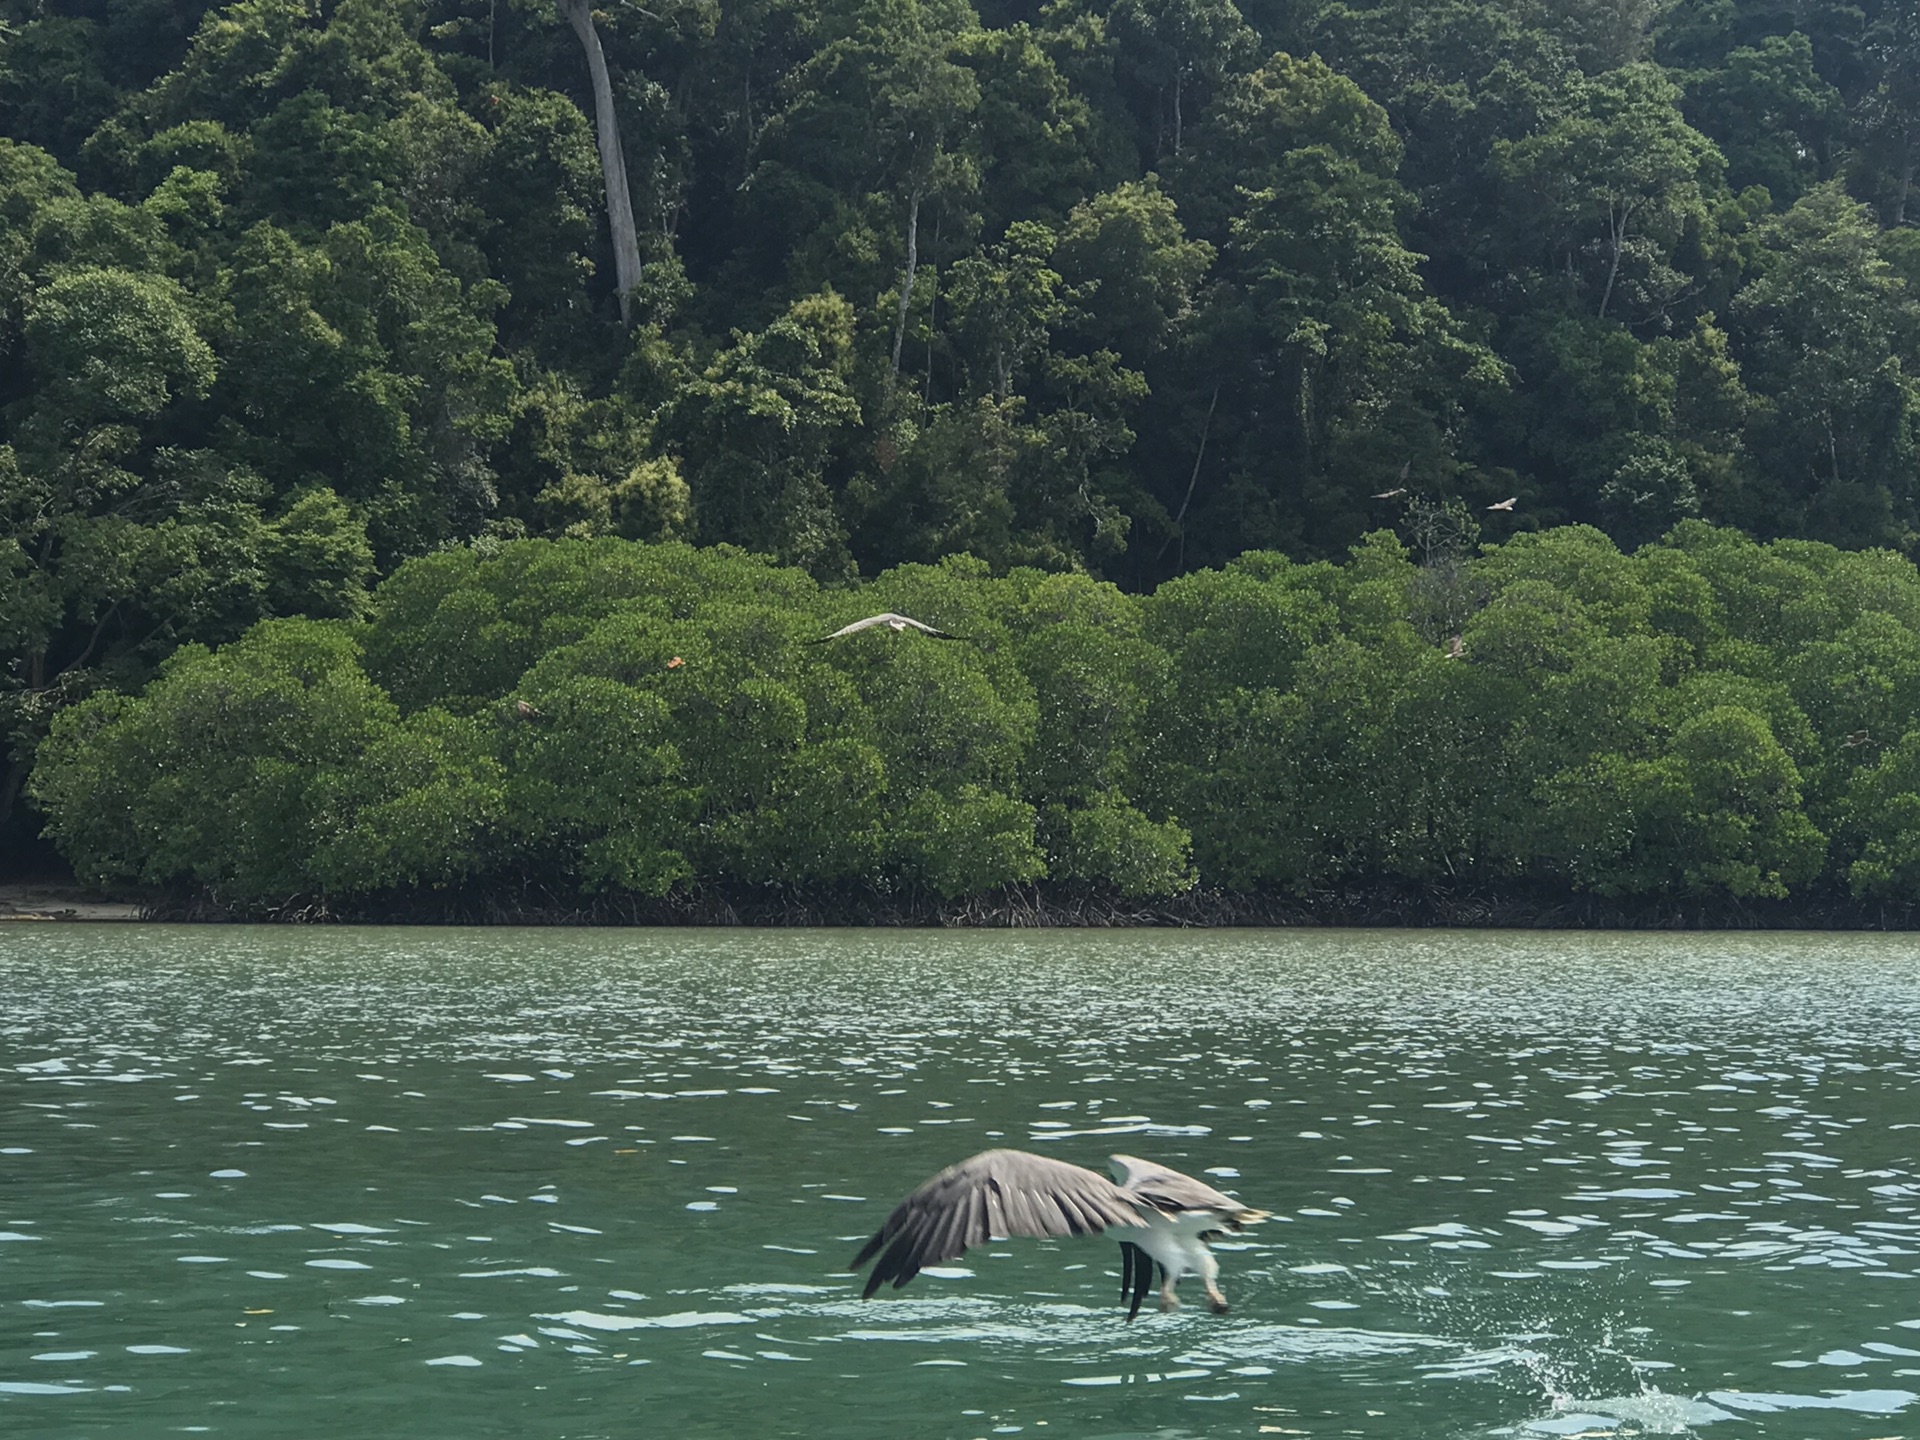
[
  {"left": 3, "top": 0, "right": 1918, "bottom": 899},
  {"left": 31, "top": 524, "right": 1920, "bottom": 914}
]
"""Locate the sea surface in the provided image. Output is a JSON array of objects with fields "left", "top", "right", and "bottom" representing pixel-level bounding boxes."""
[{"left": 3, "top": 926, "right": 1919, "bottom": 1438}]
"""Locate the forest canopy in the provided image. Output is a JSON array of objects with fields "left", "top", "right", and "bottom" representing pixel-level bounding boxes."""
[
  {"left": 31, "top": 523, "right": 1920, "bottom": 913},
  {"left": 3, "top": 0, "right": 1919, "bottom": 885}
]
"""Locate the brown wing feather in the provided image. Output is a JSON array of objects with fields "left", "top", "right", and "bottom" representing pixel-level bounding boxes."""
[{"left": 852, "top": 1149, "right": 1148, "bottom": 1297}]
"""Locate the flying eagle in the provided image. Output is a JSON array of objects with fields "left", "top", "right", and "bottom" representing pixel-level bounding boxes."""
[
  {"left": 1374, "top": 462, "right": 1413, "bottom": 498},
  {"left": 807, "top": 612, "right": 968, "bottom": 643},
  {"left": 1486, "top": 497, "right": 1518, "bottom": 511},
  {"left": 850, "top": 1150, "right": 1271, "bottom": 1321}
]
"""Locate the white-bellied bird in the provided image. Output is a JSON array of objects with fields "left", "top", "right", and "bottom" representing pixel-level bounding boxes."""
[
  {"left": 850, "top": 1149, "right": 1271, "bottom": 1320},
  {"left": 806, "top": 612, "right": 968, "bottom": 643}
]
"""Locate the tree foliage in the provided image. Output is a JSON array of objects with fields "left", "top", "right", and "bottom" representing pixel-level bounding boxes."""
[
  {"left": 6, "top": 0, "right": 1920, "bottom": 878},
  {"left": 34, "top": 522, "right": 1920, "bottom": 912}
]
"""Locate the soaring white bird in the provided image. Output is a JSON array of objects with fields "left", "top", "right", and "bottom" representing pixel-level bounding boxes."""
[
  {"left": 850, "top": 1150, "right": 1271, "bottom": 1320},
  {"left": 807, "top": 612, "right": 968, "bottom": 643}
]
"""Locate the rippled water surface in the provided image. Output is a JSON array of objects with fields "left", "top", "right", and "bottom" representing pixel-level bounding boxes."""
[{"left": 5, "top": 927, "right": 1920, "bottom": 1438}]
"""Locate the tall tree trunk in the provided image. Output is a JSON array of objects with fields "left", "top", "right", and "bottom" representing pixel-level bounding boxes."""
[
  {"left": 1156, "top": 384, "right": 1220, "bottom": 570},
  {"left": 740, "top": 72, "right": 755, "bottom": 184},
  {"left": 558, "top": 0, "right": 644, "bottom": 325},
  {"left": 1172, "top": 73, "right": 1184, "bottom": 157},
  {"left": 925, "top": 206, "right": 941, "bottom": 398},
  {"left": 1598, "top": 199, "right": 1632, "bottom": 319},
  {"left": 890, "top": 182, "right": 925, "bottom": 379}
]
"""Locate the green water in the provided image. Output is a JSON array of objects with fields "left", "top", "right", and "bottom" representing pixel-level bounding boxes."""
[{"left": 3, "top": 927, "right": 1920, "bottom": 1439}]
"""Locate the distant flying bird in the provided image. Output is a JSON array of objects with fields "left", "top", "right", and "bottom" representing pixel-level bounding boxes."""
[
  {"left": 1486, "top": 497, "right": 1518, "bottom": 512},
  {"left": 807, "top": 612, "right": 968, "bottom": 644},
  {"left": 1444, "top": 634, "right": 1465, "bottom": 659},
  {"left": 515, "top": 699, "right": 542, "bottom": 719},
  {"left": 1372, "top": 487, "right": 1408, "bottom": 499},
  {"left": 666, "top": 656, "right": 685, "bottom": 670},
  {"left": 850, "top": 1150, "right": 1271, "bottom": 1321},
  {"left": 1843, "top": 729, "right": 1871, "bottom": 748}
]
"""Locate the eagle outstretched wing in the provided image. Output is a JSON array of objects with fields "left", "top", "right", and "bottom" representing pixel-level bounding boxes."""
[
  {"left": 850, "top": 1148, "right": 1148, "bottom": 1296},
  {"left": 806, "top": 612, "right": 968, "bottom": 644}
]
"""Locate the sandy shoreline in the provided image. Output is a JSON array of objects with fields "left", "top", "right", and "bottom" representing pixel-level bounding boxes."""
[{"left": 0, "top": 881, "right": 145, "bottom": 922}]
